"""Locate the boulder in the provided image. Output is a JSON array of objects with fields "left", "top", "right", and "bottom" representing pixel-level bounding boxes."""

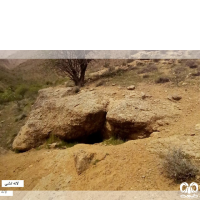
[
  {"left": 74, "top": 149, "right": 95, "bottom": 174},
  {"left": 105, "top": 98, "right": 180, "bottom": 140},
  {"left": 12, "top": 87, "right": 108, "bottom": 151}
]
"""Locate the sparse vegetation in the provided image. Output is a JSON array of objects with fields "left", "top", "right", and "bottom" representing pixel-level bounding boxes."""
[
  {"left": 45, "top": 133, "right": 77, "bottom": 149},
  {"left": 174, "top": 66, "right": 186, "bottom": 75},
  {"left": 127, "top": 59, "right": 134, "bottom": 64},
  {"left": 103, "top": 137, "right": 125, "bottom": 146},
  {"left": 15, "top": 85, "right": 29, "bottom": 98},
  {"left": 95, "top": 80, "right": 105, "bottom": 87},
  {"left": 45, "top": 133, "right": 60, "bottom": 146},
  {"left": 56, "top": 141, "right": 77, "bottom": 149},
  {"left": 72, "top": 86, "right": 80, "bottom": 94},
  {"left": 122, "top": 62, "right": 126, "bottom": 66},
  {"left": 103, "top": 62, "right": 110, "bottom": 68},
  {"left": 138, "top": 64, "right": 157, "bottom": 74},
  {"left": 143, "top": 74, "right": 150, "bottom": 78},
  {"left": 155, "top": 76, "right": 170, "bottom": 84},
  {"left": 162, "top": 148, "right": 199, "bottom": 183},
  {"left": 172, "top": 66, "right": 188, "bottom": 86},
  {"left": 15, "top": 113, "right": 27, "bottom": 122},
  {"left": 191, "top": 71, "right": 200, "bottom": 77},
  {"left": 186, "top": 60, "right": 198, "bottom": 68},
  {"left": 93, "top": 159, "right": 100, "bottom": 165}
]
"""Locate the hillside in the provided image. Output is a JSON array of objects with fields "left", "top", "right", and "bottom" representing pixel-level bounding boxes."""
[
  {"left": 0, "top": 59, "right": 200, "bottom": 192},
  {"left": 0, "top": 59, "right": 67, "bottom": 149}
]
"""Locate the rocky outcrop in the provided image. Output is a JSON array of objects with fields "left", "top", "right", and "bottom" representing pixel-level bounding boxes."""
[
  {"left": 12, "top": 86, "right": 181, "bottom": 151},
  {"left": 105, "top": 98, "right": 180, "bottom": 140},
  {"left": 12, "top": 87, "right": 108, "bottom": 151}
]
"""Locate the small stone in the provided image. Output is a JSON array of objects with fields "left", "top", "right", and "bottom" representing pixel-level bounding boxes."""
[
  {"left": 167, "top": 96, "right": 173, "bottom": 101},
  {"left": 48, "top": 142, "right": 58, "bottom": 149},
  {"left": 195, "top": 124, "right": 200, "bottom": 131},
  {"left": 157, "top": 120, "right": 164, "bottom": 126},
  {"left": 172, "top": 95, "right": 182, "bottom": 101},
  {"left": 138, "top": 135, "right": 145, "bottom": 139},
  {"left": 127, "top": 85, "right": 135, "bottom": 90},
  {"left": 141, "top": 92, "right": 146, "bottom": 99},
  {"left": 112, "top": 83, "right": 116, "bottom": 86},
  {"left": 150, "top": 132, "right": 160, "bottom": 137}
]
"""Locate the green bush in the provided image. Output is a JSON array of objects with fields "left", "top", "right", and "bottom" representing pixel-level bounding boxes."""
[
  {"left": 0, "top": 86, "right": 4, "bottom": 93},
  {"left": 15, "top": 85, "right": 29, "bottom": 98},
  {"left": 103, "top": 137, "right": 125, "bottom": 146},
  {"left": 0, "top": 89, "right": 21, "bottom": 104}
]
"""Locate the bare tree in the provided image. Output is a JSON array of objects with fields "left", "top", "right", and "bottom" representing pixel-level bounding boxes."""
[
  {"left": 56, "top": 59, "right": 92, "bottom": 86},
  {"left": 55, "top": 51, "right": 93, "bottom": 87}
]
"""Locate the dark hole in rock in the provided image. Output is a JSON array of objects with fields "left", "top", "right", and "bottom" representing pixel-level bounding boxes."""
[
  {"left": 108, "top": 121, "right": 153, "bottom": 140},
  {"left": 64, "top": 131, "right": 104, "bottom": 145}
]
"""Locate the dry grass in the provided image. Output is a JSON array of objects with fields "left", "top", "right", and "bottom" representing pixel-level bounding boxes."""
[
  {"left": 186, "top": 60, "right": 198, "bottom": 69},
  {"left": 137, "top": 64, "right": 158, "bottom": 74},
  {"left": 162, "top": 148, "right": 199, "bottom": 183},
  {"left": 155, "top": 77, "right": 170, "bottom": 84}
]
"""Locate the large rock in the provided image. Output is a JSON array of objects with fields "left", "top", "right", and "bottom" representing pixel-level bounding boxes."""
[
  {"left": 105, "top": 98, "right": 180, "bottom": 139},
  {"left": 12, "top": 87, "right": 108, "bottom": 151}
]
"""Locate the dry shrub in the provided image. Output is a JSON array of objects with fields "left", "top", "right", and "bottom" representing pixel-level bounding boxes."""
[
  {"left": 186, "top": 60, "right": 198, "bottom": 68},
  {"left": 138, "top": 64, "right": 158, "bottom": 74},
  {"left": 163, "top": 148, "right": 199, "bottom": 183},
  {"left": 191, "top": 71, "right": 200, "bottom": 77},
  {"left": 143, "top": 74, "right": 150, "bottom": 78},
  {"left": 95, "top": 80, "right": 105, "bottom": 87},
  {"left": 174, "top": 66, "right": 186, "bottom": 75},
  {"left": 155, "top": 77, "right": 170, "bottom": 83},
  {"left": 127, "top": 59, "right": 134, "bottom": 64}
]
